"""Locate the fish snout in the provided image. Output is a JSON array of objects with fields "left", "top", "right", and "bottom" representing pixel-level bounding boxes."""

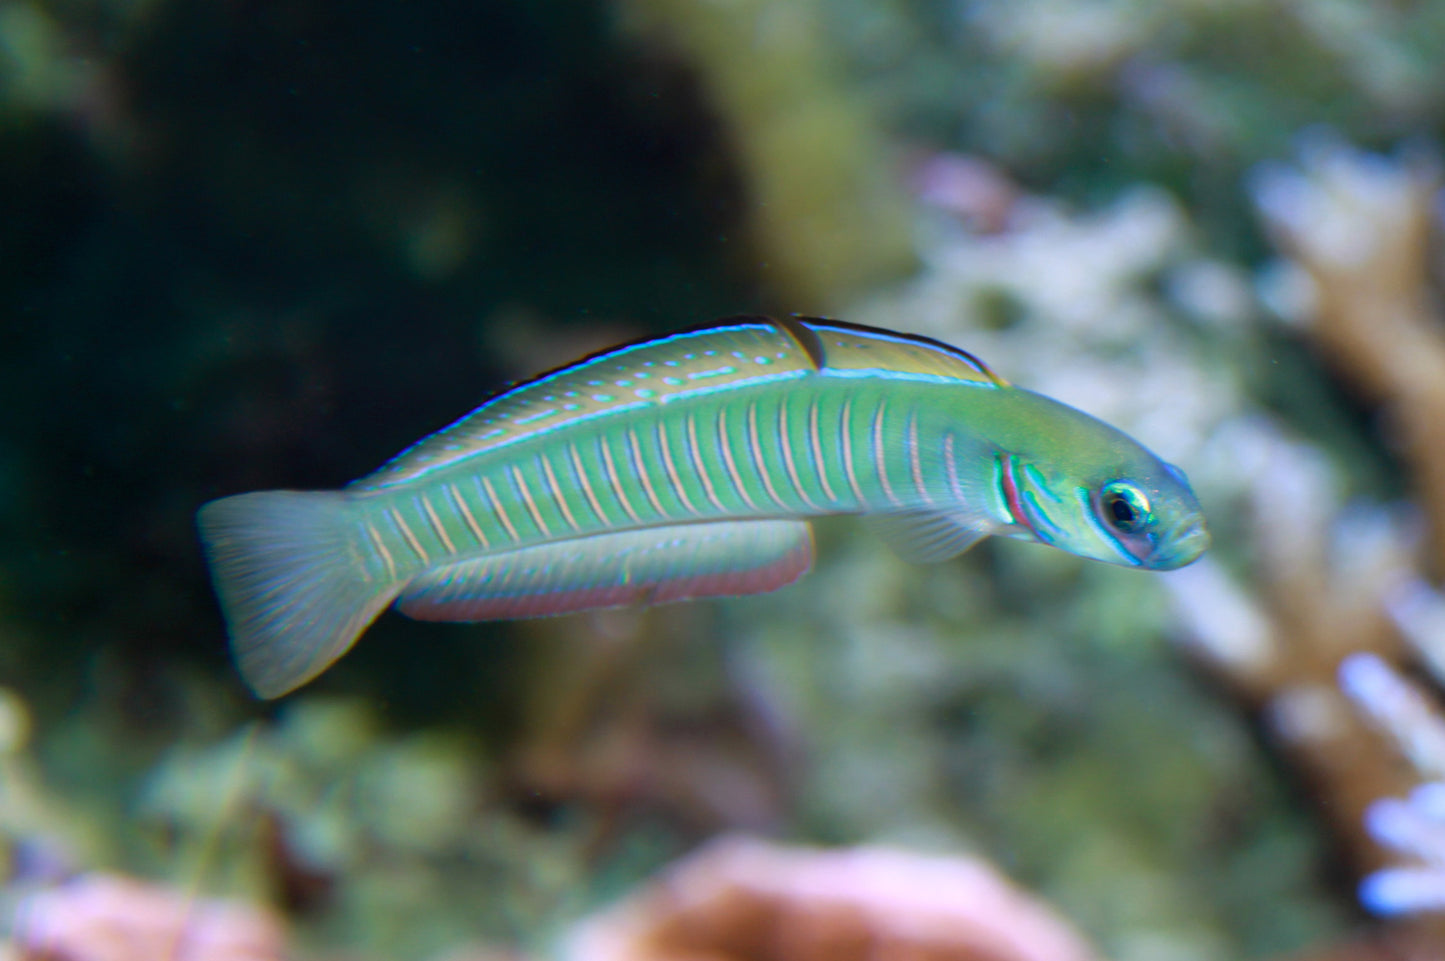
[{"left": 1148, "top": 517, "right": 1210, "bottom": 570}]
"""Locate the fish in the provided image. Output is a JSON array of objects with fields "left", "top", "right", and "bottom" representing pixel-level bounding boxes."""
[{"left": 198, "top": 315, "right": 1209, "bottom": 698}]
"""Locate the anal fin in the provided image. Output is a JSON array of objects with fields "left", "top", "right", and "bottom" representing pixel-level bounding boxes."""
[{"left": 397, "top": 519, "right": 813, "bottom": 622}]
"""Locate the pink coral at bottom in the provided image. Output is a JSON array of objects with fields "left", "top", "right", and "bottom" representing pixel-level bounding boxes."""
[
  {"left": 566, "top": 836, "right": 1100, "bottom": 961},
  {"left": 13, "top": 873, "right": 286, "bottom": 961}
]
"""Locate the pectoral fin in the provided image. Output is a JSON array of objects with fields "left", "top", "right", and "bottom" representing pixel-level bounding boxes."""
[
  {"left": 864, "top": 510, "right": 993, "bottom": 564},
  {"left": 397, "top": 519, "right": 814, "bottom": 621}
]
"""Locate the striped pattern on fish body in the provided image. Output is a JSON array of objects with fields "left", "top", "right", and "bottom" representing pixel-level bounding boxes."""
[
  {"left": 355, "top": 316, "right": 1000, "bottom": 490},
  {"left": 197, "top": 315, "right": 1208, "bottom": 698},
  {"left": 350, "top": 383, "right": 969, "bottom": 580},
  {"left": 344, "top": 318, "right": 1005, "bottom": 575}
]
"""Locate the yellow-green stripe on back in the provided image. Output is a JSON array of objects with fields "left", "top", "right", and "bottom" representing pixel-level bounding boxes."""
[
  {"left": 355, "top": 319, "right": 823, "bottom": 491},
  {"left": 197, "top": 314, "right": 1207, "bottom": 698}
]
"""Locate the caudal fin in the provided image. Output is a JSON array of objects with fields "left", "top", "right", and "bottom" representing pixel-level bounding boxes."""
[{"left": 196, "top": 491, "right": 401, "bottom": 698}]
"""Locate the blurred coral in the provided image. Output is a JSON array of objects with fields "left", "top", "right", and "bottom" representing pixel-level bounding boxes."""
[
  {"left": 1252, "top": 136, "right": 1445, "bottom": 581},
  {"left": 1340, "top": 653, "right": 1445, "bottom": 788},
  {"left": 1357, "top": 780, "right": 1445, "bottom": 917},
  {"left": 12, "top": 873, "right": 286, "bottom": 961},
  {"left": 908, "top": 151, "right": 1025, "bottom": 234},
  {"left": 1102, "top": 136, "right": 1445, "bottom": 947},
  {"left": 1341, "top": 654, "right": 1445, "bottom": 918},
  {"left": 565, "top": 835, "right": 1099, "bottom": 961},
  {"left": 1156, "top": 362, "right": 1429, "bottom": 921}
]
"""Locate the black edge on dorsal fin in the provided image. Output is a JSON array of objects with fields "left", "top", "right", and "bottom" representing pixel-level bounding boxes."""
[
  {"left": 790, "top": 314, "right": 1008, "bottom": 387},
  {"left": 430, "top": 314, "right": 795, "bottom": 423},
  {"left": 772, "top": 314, "right": 827, "bottom": 370}
]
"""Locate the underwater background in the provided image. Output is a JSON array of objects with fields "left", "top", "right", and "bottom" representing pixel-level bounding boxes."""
[{"left": 8, "top": 0, "right": 1445, "bottom": 958}]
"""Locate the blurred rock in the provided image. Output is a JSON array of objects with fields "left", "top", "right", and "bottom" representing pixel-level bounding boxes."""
[
  {"left": 13, "top": 873, "right": 286, "bottom": 961},
  {"left": 565, "top": 835, "right": 1099, "bottom": 961}
]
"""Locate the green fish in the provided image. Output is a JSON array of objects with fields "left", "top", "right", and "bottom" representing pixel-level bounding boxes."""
[{"left": 198, "top": 316, "right": 1208, "bottom": 697}]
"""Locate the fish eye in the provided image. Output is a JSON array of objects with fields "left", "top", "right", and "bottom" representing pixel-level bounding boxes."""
[{"left": 1099, "top": 482, "right": 1151, "bottom": 534}]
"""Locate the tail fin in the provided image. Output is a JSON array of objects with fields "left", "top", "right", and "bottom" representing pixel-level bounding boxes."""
[{"left": 196, "top": 491, "right": 402, "bottom": 698}]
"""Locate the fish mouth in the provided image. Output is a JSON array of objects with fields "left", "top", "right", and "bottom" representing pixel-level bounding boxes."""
[{"left": 1146, "top": 517, "right": 1210, "bottom": 570}]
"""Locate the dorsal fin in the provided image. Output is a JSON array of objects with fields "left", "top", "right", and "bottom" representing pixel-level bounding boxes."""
[
  {"left": 796, "top": 316, "right": 1008, "bottom": 387},
  {"left": 354, "top": 318, "right": 818, "bottom": 491},
  {"left": 772, "top": 314, "right": 827, "bottom": 369},
  {"left": 353, "top": 315, "right": 1005, "bottom": 492}
]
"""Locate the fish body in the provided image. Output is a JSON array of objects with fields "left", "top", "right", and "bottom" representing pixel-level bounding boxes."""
[{"left": 198, "top": 316, "right": 1208, "bottom": 697}]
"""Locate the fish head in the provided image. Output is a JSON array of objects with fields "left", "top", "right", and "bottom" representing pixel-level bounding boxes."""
[
  {"left": 991, "top": 392, "right": 1210, "bottom": 571},
  {"left": 1001, "top": 451, "right": 1208, "bottom": 570},
  {"left": 1088, "top": 459, "right": 1210, "bottom": 569}
]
